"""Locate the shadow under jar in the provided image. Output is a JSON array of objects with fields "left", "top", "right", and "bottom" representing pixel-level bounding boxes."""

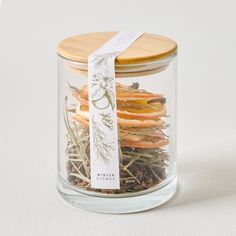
[{"left": 57, "top": 32, "right": 177, "bottom": 213}]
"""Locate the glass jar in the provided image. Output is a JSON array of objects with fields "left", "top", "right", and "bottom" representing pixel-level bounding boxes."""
[{"left": 57, "top": 32, "right": 177, "bottom": 213}]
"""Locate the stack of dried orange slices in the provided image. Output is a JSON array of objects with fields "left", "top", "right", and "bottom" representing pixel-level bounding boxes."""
[{"left": 70, "top": 82, "right": 169, "bottom": 150}]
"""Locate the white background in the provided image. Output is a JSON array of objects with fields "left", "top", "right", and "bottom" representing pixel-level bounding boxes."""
[{"left": 0, "top": 0, "right": 236, "bottom": 235}]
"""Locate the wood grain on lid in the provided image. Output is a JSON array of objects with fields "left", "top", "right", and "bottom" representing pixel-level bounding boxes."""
[{"left": 57, "top": 32, "right": 177, "bottom": 65}]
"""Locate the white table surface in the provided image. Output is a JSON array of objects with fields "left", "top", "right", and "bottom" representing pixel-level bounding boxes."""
[{"left": 0, "top": 0, "right": 236, "bottom": 235}]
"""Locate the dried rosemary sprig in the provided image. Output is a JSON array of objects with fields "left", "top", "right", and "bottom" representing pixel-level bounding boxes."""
[{"left": 64, "top": 97, "right": 91, "bottom": 183}]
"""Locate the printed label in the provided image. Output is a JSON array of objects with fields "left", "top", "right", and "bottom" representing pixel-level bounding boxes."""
[{"left": 88, "top": 32, "right": 143, "bottom": 189}]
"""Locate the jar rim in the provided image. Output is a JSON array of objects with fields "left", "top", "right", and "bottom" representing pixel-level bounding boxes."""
[{"left": 58, "top": 52, "right": 177, "bottom": 78}]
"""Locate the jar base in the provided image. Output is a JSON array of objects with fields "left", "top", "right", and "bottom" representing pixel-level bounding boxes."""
[{"left": 57, "top": 176, "right": 177, "bottom": 214}]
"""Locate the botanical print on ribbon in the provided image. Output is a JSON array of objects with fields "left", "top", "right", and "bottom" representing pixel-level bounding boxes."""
[{"left": 88, "top": 32, "right": 144, "bottom": 189}]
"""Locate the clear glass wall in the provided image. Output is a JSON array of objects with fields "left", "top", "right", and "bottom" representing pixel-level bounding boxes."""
[{"left": 57, "top": 54, "right": 177, "bottom": 212}]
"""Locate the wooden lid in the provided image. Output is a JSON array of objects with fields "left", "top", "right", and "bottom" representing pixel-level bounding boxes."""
[{"left": 57, "top": 32, "right": 177, "bottom": 65}]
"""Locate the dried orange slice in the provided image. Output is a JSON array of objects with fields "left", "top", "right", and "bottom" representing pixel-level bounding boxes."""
[
  {"left": 120, "top": 139, "right": 169, "bottom": 148},
  {"left": 72, "top": 108, "right": 165, "bottom": 128},
  {"left": 72, "top": 83, "right": 164, "bottom": 101}
]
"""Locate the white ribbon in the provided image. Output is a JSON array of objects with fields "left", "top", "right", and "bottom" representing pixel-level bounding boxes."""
[{"left": 88, "top": 32, "right": 144, "bottom": 189}]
